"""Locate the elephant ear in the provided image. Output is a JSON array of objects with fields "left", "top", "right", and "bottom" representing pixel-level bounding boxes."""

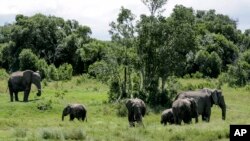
[{"left": 211, "top": 89, "right": 219, "bottom": 105}]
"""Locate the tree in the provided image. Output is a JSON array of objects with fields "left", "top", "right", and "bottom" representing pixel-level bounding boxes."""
[
  {"left": 141, "top": 0, "right": 168, "bottom": 16},
  {"left": 109, "top": 7, "right": 136, "bottom": 99}
]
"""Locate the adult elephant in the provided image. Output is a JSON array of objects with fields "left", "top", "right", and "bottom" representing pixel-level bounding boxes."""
[
  {"left": 172, "top": 98, "right": 198, "bottom": 125},
  {"left": 62, "top": 104, "right": 87, "bottom": 121},
  {"left": 125, "top": 98, "right": 146, "bottom": 127},
  {"left": 175, "top": 88, "right": 226, "bottom": 122},
  {"left": 8, "top": 70, "right": 42, "bottom": 102}
]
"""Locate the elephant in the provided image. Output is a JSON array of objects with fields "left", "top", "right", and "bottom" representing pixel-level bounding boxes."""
[
  {"left": 160, "top": 108, "right": 174, "bottom": 125},
  {"left": 125, "top": 98, "right": 146, "bottom": 127},
  {"left": 175, "top": 88, "right": 226, "bottom": 122},
  {"left": 172, "top": 98, "right": 198, "bottom": 125},
  {"left": 8, "top": 70, "right": 42, "bottom": 102},
  {"left": 62, "top": 104, "right": 87, "bottom": 121}
]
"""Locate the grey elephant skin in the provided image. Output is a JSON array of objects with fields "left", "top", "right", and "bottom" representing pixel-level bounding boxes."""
[
  {"left": 172, "top": 98, "right": 198, "bottom": 125},
  {"left": 62, "top": 104, "right": 87, "bottom": 121},
  {"left": 126, "top": 98, "right": 146, "bottom": 127},
  {"left": 175, "top": 88, "right": 226, "bottom": 122},
  {"left": 161, "top": 108, "right": 174, "bottom": 125},
  {"left": 8, "top": 70, "right": 42, "bottom": 102}
]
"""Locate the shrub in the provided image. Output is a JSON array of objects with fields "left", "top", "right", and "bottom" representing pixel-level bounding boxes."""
[
  {"left": 227, "top": 61, "right": 249, "bottom": 87},
  {"left": 40, "top": 128, "right": 63, "bottom": 140},
  {"left": 14, "top": 128, "right": 27, "bottom": 138},
  {"left": 116, "top": 101, "right": 127, "bottom": 117},
  {"left": 19, "top": 49, "right": 39, "bottom": 71},
  {"left": 37, "top": 99, "right": 52, "bottom": 111},
  {"left": 108, "top": 79, "right": 122, "bottom": 102},
  {"left": 36, "top": 59, "right": 49, "bottom": 79},
  {"left": 47, "top": 64, "right": 59, "bottom": 81},
  {"left": 88, "top": 60, "right": 110, "bottom": 83},
  {"left": 194, "top": 50, "right": 222, "bottom": 78},
  {"left": 58, "top": 63, "right": 73, "bottom": 80},
  {"left": 0, "top": 68, "right": 9, "bottom": 79},
  {"left": 63, "top": 128, "right": 86, "bottom": 140}
]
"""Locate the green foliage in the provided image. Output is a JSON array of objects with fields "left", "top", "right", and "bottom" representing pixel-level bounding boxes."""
[
  {"left": 0, "top": 68, "right": 9, "bottom": 79},
  {"left": 47, "top": 64, "right": 59, "bottom": 81},
  {"left": 88, "top": 60, "right": 110, "bottom": 83},
  {"left": 58, "top": 63, "right": 73, "bottom": 80},
  {"left": 108, "top": 79, "right": 122, "bottom": 102},
  {"left": 36, "top": 58, "right": 49, "bottom": 79},
  {"left": 115, "top": 101, "right": 127, "bottom": 117},
  {"left": 195, "top": 50, "right": 222, "bottom": 77},
  {"left": 36, "top": 99, "right": 52, "bottom": 111},
  {"left": 18, "top": 49, "right": 39, "bottom": 71}
]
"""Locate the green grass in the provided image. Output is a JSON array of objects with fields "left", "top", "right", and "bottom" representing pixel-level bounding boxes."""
[{"left": 0, "top": 77, "right": 249, "bottom": 140}]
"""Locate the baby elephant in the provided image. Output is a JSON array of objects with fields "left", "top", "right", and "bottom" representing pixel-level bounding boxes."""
[
  {"left": 161, "top": 108, "right": 174, "bottom": 125},
  {"left": 62, "top": 104, "right": 87, "bottom": 122}
]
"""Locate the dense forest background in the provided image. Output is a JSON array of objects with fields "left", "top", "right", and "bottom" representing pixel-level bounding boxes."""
[{"left": 0, "top": 1, "right": 249, "bottom": 106}]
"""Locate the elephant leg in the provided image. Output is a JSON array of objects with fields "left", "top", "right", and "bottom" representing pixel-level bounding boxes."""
[
  {"left": 23, "top": 89, "right": 31, "bottom": 102},
  {"left": 128, "top": 112, "right": 135, "bottom": 127},
  {"left": 70, "top": 114, "right": 74, "bottom": 121},
  {"left": 14, "top": 92, "right": 19, "bottom": 101},
  {"left": 9, "top": 91, "right": 14, "bottom": 102},
  {"left": 81, "top": 113, "right": 86, "bottom": 121}
]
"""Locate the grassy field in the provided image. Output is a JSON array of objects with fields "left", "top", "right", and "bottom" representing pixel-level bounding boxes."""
[{"left": 0, "top": 76, "right": 249, "bottom": 141}]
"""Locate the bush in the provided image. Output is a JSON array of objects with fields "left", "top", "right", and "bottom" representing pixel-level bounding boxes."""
[
  {"left": 19, "top": 49, "right": 39, "bottom": 71},
  {"left": 37, "top": 99, "right": 52, "bottom": 111},
  {"left": 0, "top": 68, "right": 9, "bottom": 79},
  {"left": 88, "top": 60, "right": 110, "bottom": 83},
  {"left": 194, "top": 50, "right": 222, "bottom": 78},
  {"left": 116, "top": 101, "right": 127, "bottom": 117},
  {"left": 58, "top": 63, "right": 73, "bottom": 80},
  {"left": 108, "top": 79, "right": 121, "bottom": 102},
  {"left": 47, "top": 64, "right": 59, "bottom": 81},
  {"left": 36, "top": 59, "right": 49, "bottom": 79},
  {"left": 227, "top": 62, "right": 249, "bottom": 87}
]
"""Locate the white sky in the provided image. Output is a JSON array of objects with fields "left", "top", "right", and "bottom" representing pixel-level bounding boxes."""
[{"left": 0, "top": 0, "right": 249, "bottom": 40}]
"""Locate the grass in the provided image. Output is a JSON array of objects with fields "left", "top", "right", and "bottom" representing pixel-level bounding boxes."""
[{"left": 0, "top": 76, "right": 249, "bottom": 140}]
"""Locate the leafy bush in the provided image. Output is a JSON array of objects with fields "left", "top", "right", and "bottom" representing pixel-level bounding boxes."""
[
  {"left": 63, "top": 128, "right": 86, "bottom": 140},
  {"left": 19, "top": 49, "right": 39, "bottom": 71},
  {"left": 108, "top": 79, "right": 122, "bottom": 102},
  {"left": 0, "top": 68, "right": 9, "bottom": 79},
  {"left": 36, "top": 99, "right": 52, "bottom": 111},
  {"left": 40, "top": 128, "right": 63, "bottom": 140},
  {"left": 194, "top": 50, "right": 222, "bottom": 78},
  {"left": 36, "top": 59, "right": 49, "bottom": 79},
  {"left": 116, "top": 101, "right": 127, "bottom": 117},
  {"left": 58, "top": 63, "right": 73, "bottom": 80},
  {"left": 227, "top": 61, "right": 249, "bottom": 87},
  {"left": 88, "top": 60, "right": 110, "bottom": 83},
  {"left": 47, "top": 64, "right": 59, "bottom": 81}
]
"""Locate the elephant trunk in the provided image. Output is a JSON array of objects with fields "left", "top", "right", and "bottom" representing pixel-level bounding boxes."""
[
  {"left": 62, "top": 114, "right": 65, "bottom": 121},
  {"left": 221, "top": 106, "right": 226, "bottom": 120},
  {"left": 34, "top": 81, "right": 41, "bottom": 96},
  {"left": 219, "top": 96, "right": 226, "bottom": 120}
]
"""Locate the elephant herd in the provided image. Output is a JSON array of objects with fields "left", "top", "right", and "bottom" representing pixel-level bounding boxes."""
[
  {"left": 161, "top": 88, "right": 226, "bottom": 125},
  {"left": 128, "top": 88, "right": 226, "bottom": 127},
  {"left": 7, "top": 70, "right": 226, "bottom": 126}
]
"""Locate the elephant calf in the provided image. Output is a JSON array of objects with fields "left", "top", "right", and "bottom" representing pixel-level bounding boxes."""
[
  {"left": 161, "top": 108, "right": 174, "bottom": 125},
  {"left": 126, "top": 98, "right": 146, "bottom": 127},
  {"left": 172, "top": 98, "right": 198, "bottom": 125},
  {"left": 62, "top": 104, "right": 87, "bottom": 122}
]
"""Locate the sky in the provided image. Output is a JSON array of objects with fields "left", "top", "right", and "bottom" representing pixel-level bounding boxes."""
[{"left": 0, "top": 0, "right": 249, "bottom": 40}]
